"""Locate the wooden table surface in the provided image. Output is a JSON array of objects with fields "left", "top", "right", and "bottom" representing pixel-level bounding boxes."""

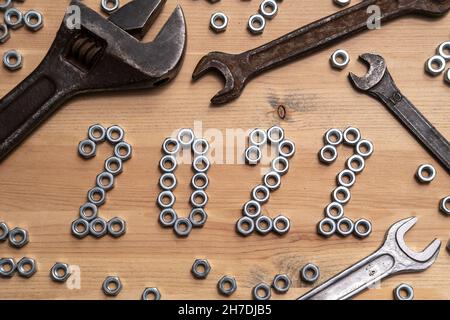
[{"left": 0, "top": 0, "right": 449, "bottom": 300}]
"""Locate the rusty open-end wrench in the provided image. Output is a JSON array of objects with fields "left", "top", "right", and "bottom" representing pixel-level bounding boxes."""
[
  {"left": 349, "top": 53, "right": 450, "bottom": 173},
  {"left": 0, "top": 0, "right": 187, "bottom": 161},
  {"left": 299, "top": 217, "right": 441, "bottom": 300},
  {"left": 193, "top": 0, "right": 450, "bottom": 105}
]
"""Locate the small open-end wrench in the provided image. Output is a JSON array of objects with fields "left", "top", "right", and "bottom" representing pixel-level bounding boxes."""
[
  {"left": 349, "top": 53, "right": 450, "bottom": 174},
  {"left": 0, "top": 0, "right": 187, "bottom": 161},
  {"left": 192, "top": 0, "right": 450, "bottom": 105},
  {"left": 299, "top": 217, "right": 441, "bottom": 300}
]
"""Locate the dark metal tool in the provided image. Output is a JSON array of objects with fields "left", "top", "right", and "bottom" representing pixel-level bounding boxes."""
[
  {"left": 192, "top": 0, "right": 450, "bottom": 105},
  {"left": 349, "top": 53, "right": 450, "bottom": 173},
  {"left": 299, "top": 217, "right": 440, "bottom": 300},
  {"left": 0, "top": 0, "right": 187, "bottom": 161}
]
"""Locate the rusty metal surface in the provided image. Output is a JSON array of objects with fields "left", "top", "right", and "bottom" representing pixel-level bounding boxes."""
[
  {"left": 350, "top": 53, "right": 450, "bottom": 174},
  {"left": 0, "top": 0, "right": 187, "bottom": 161},
  {"left": 192, "top": 0, "right": 450, "bottom": 105}
]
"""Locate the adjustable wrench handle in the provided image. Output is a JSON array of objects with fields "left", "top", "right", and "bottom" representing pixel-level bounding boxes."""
[
  {"left": 370, "top": 71, "right": 450, "bottom": 173},
  {"left": 0, "top": 65, "right": 73, "bottom": 160},
  {"left": 298, "top": 251, "right": 395, "bottom": 300}
]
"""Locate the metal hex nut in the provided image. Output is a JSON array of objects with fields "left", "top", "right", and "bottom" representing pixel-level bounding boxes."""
[
  {"left": 0, "top": 221, "right": 9, "bottom": 241},
  {"left": 191, "top": 259, "right": 211, "bottom": 279},
  {"left": 440, "top": 196, "right": 450, "bottom": 215},
  {"left": 17, "top": 257, "right": 37, "bottom": 278},
  {"left": 217, "top": 275, "right": 237, "bottom": 296},
  {"left": 0, "top": 257, "right": 16, "bottom": 277},
  {"left": 50, "top": 263, "right": 71, "bottom": 282},
  {"left": 8, "top": 227, "right": 29, "bottom": 248},
  {"left": 142, "top": 287, "right": 161, "bottom": 300},
  {"left": 102, "top": 276, "right": 123, "bottom": 296}
]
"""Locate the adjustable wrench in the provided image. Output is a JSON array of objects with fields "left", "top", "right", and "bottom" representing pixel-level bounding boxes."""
[
  {"left": 192, "top": 0, "right": 450, "bottom": 104},
  {"left": 349, "top": 53, "right": 450, "bottom": 173},
  {"left": 0, "top": 0, "right": 187, "bottom": 161},
  {"left": 299, "top": 217, "right": 441, "bottom": 300}
]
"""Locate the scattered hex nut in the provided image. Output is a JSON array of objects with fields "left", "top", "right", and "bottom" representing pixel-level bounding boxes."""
[
  {"left": 236, "top": 216, "right": 255, "bottom": 237},
  {"left": 416, "top": 164, "right": 436, "bottom": 184},
  {"left": 88, "top": 124, "right": 107, "bottom": 143},
  {"left": 192, "top": 138, "right": 210, "bottom": 155},
  {"left": 218, "top": 275, "right": 237, "bottom": 296},
  {"left": 324, "top": 128, "right": 343, "bottom": 146},
  {"left": 0, "top": 23, "right": 10, "bottom": 43},
  {"left": 272, "top": 274, "right": 291, "bottom": 294},
  {"left": 191, "top": 259, "right": 211, "bottom": 279},
  {"left": 142, "top": 287, "right": 161, "bottom": 300},
  {"left": 79, "top": 202, "right": 98, "bottom": 221},
  {"left": 319, "top": 145, "right": 338, "bottom": 164},
  {"left": 3, "top": 49, "right": 23, "bottom": 71},
  {"left": 89, "top": 217, "right": 108, "bottom": 238},
  {"left": 17, "top": 257, "right": 37, "bottom": 278},
  {"left": 272, "top": 215, "right": 291, "bottom": 235},
  {"left": 267, "top": 126, "right": 285, "bottom": 144},
  {"left": 394, "top": 283, "right": 414, "bottom": 300},
  {"left": 253, "top": 282, "right": 272, "bottom": 300},
  {"left": 317, "top": 218, "right": 336, "bottom": 238},
  {"left": 4, "top": 8, "right": 24, "bottom": 30},
  {"left": 301, "top": 263, "right": 320, "bottom": 283},
  {"left": 0, "top": 0, "right": 12, "bottom": 11},
  {"left": 71, "top": 218, "right": 90, "bottom": 239},
  {"left": 334, "top": 0, "right": 351, "bottom": 7},
  {"left": 102, "top": 276, "right": 123, "bottom": 296},
  {"left": 438, "top": 41, "right": 450, "bottom": 60},
  {"left": 440, "top": 196, "right": 450, "bottom": 215},
  {"left": 278, "top": 139, "right": 296, "bottom": 158},
  {"left": 330, "top": 49, "right": 350, "bottom": 69},
  {"left": 114, "top": 141, "right": 132, "bottom": 161},
  {"left": 78, "top": 139, "right": 97, "bottom": 159},
  {"left": 173, "top": 217, "right": 193, "bottom": 237},
  {"left": 0, "top": 258, "right": 16, "bottom": 277},
  {"left": 249, "top": 128, "right": 268, "bottom": 147},
  {"left": 107, "top": 217, "right": 127, "bottom": 238},
  {"left": 177, "top": 128, "right": 195, "bottom": 148},
  {"left": 248, "top": 14, "right": 266, "bottom": 35},
  {"left": 210, "top": 12, "right": 228, "bottom": 33},
  {"left": 8, "top": 227, "right": 29, "bottom": 248},
  {"left": 24, "top": 10, "right": 44, "bottom": 31},
  {"left": 0, "top": 221, "right": 9, "bottom": 241},
  {"left": 354, "top": 218, "right": 372, "bottom": 238},
  {"left": 343, "top": 127, "right": 361, "bottom": 146},
  {"left": 355, "top": 139, "right": 374, "bottom": 158},
  {"left": 189, "top": 208, "right": 208, "bottom": 228},
  {"left": 101, "top": 0, "right": 120, "bottom": 14},
  {"left": 50, "top": 263, "right": 71, "bottom": 282},
  {"left": 255, "top": 216, "right": 273, "bottom": 235},
  {"left": 106, "top": 125, "right": 125, "bottom": 144},
  {"left": 425, "top": 55, "right": 446, "bottom": 76},
  {"left": 245, "top": 146, "right": 262, "bottom": 165},
  {"left": 259, "top": 0, "right": 278, "bottom": 19}
]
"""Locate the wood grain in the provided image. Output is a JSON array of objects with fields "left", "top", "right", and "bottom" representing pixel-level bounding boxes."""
[{"left": 0, "top": 0, "right": 449, "bottom": 300}]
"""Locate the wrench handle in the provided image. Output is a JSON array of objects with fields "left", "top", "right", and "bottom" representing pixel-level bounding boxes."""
[
  {"left": 243, "top": 0, "right": 409, "bottom": 75},
  {"left": 371, "top": 72, "right": 450, "bottom": 174},
  {"left": 0, "top": 67, "right": 71, "bottom": 161},
  {"left": 298, "top": 251, "right": 395, "bottom": 300}
]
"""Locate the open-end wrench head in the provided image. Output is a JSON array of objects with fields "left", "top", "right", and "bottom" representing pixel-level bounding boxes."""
[
  {"left": 349, "top": 53, "right": 386, "bottom": 91},
  {"left": 108, "top": 0, "right": 166, "bottom": 40},
  {"left": 395, "top": 216, "right": 441, "bottom": 263},
  {"left": 192, "top": 52, "right": 244, "bottom": 105}
]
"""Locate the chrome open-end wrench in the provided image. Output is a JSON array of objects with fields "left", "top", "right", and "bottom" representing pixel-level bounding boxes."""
[
  {"left": 349, "top": 53, "right": 450, "bottom": 174},
  {"left": 298, "top": 217, "right": 441, "bottom": 300},
  {"left": 0, "top": 0, "right": 187, "bottom": 161},
  {"left": 193, "top": 0, "right": 450, "bottom": 105}
]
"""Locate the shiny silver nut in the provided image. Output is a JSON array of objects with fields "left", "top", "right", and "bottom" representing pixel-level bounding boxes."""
[
  {"left": 0, "top": 258, "right": 16, "bottom": 277},
  {"left": 89, "top": 217, "right": 108, "bottom": 238},
  {"left": 106, "top": 125, "right": 125, "bottom": 144},
  {"left": 243, "top": 200, "right": 261, "bottom": 219},
  {"left": 445, "top": 68, "right": 450, "bottom": 84},
  {"left": 440, "top": 196, "right": 450, "bottom": 215},
  {"left": 71, "top": 218, "right": 90, "bottom": 239},
  {"left": 160, "top": 155, "right": 178, "bottom": 173},
  {"left": 177, "top": 128, "right": 195, "bottom": 148},
  {"left": 317, "top": 218, "right": 336, "bottom": 238},
  {"left": 157, "top": 190, "right": 176, "bottom": 209},
  {"left": 438, "top": 41, "right": 450, "bottom": 60},
  {"left": 255, "top": 216, "right": 273, "bottom": 235},
  {"left": 24, "top": 10, "right": 44, "bottom": 31},
  {"left": 394, "top": 283, "right": 414, "bottom": 300},
  {"left": 319, "top": 145, "right": 338, "bottom": 164},
  {"left": 192, "top": 138, "right": 210, "bottom": 155},
  {"left": 79, "top": 202, "right": 98, "bottom": 221},
  {"left": 252, "top": 185, "right": 270, "bottom": 204},
  {"left": 271, "top": 156, "right": 289, "bottom": 176},
  {"left": 3, "top": 50, "right": 23, "bottom": 71},
  {"left": 337, "top": 169, "right": 356, "bottom": 188},
  {"left": 88, "top": 124, "right": 106, "bottom": 143},
  {"left": 0, "top": 23, "right": 10, "bottom": 43},
  {"left": 8, "top": 227, "right": 29, "bottom": 248},
  {"left": 248, "top": 14, "right": 266, "bottom": 34},
  {"left": 336, "top": 217, "right": 354, "bottom": 237},
  {"left": 210, "top": 12, "right": 228, "bottom": 33},
  {"left": 190, "top": 190, "right": 208, "bottom": 208},
  {"left": 416, "top": 164, "right": 436, "bottom": 184},
  {"left": 191, "top": 172, "right": 209, "bottom": 190},
  {"left": 263, "top": 171, "right": 282, "bottom": 191},
  {"left": 278, "top": 139, "right": 296, "bottom": 158},
  {"left": 87, "top": 187, "right": 106, "bottom": 207},
  {"left": 107, "top": 217, "right": 127, "bottom": 238},
  {"left": 142, "top": 287, "right": 161, "bottom": 300},
  {"left": 301, "top": 263, "right": 320, "bottom": 283},
  {"left": 114, "top": 141, "right": 132, "bottom": 161},
  {"left": 17, "top": 257, "right": 37, "bottom": 278},
  {"left": 50, "top": 263, "right": 71, "bottom": 282},
  {"left": 218, "top": 276, "right": 237, "bottom": 296},
  {"left": 273, "top": 215, "right": 291, "bottom": 235},
  {"left": 332, "top": 186, "right": 351, "bottom": 205},
  {"left": 162, "top": 137, "right": 180, "bottom": 155},
  {"left": 104, "top": 156, "right": 123, "bottom": 176},
  {"left": 159, "top": 208, "right": 178, "bottom": 228},
  {"left": 102, "top": 276, "right": 122, "bottom": 296},
  {"left": 355, "top": 139, "right": 374, "bottom": 158},
  {"left": 160, "top": 173, "right": 177, "bottom": 190},
  {"left": 334, "top": 0, "right": 351, "bottom": 6},
  {"left": 330, "top": 49, "right": 350, "bottom": 70},
  {"left": 249, "top": 128, "right": 267, "bottom": 147},
  {"left": 5, "top": 8, "right": 24, "bottom": 29},
  {"left": 354, "top": 218, "right": 372, "bottom": 238},
  {"left": 191, "top": 259, "right": 211, "bottom": 279},
  {"left": 267, "top": 126, "right": 285, "bottom": 144},
  {"left": 324, "top": 128, "right": 343, "bottom": 146},
  {"left": 96, "top": 171, "right": 115, "bottom": 191},
  {"left": 272, "top": 274, "right": 291, "bottom": 294},
  {"left": 189, "top": 208, "right": 208, "bottom": 228},
  {"left": 253, "top": 283, "right": 271, "bottom": 300},
  {"left": 173, "top": 218, "right": 193, "bottom": 237},
  {"left": 236, "top": 216, "right": 255, "bottom": 237},
  {"left": 425, "top": 55, "right": 446, "bottom": 76},
  {"left": 259, "top": 0, "right": 278, "bottom": 19},
  {"left": 0, "top": 221, "right": 9, "bottom": 241},
  {"left": 325, "top": 202, "right": 345, "bottom": 220},
  {"left": 78, "top": 139, "right": 96, "bottom": 159},
  {"left": 193, "top": 155, "right": 210, "bottom": 173},
  {"left": 346, "top": 154, "right": 365, "bottom": 174},
  {"left": 343, "top": 127, "right": 361, "bottom": 146},
  {"left": 0, "top": 0, "right": 12, "bottom": 11},
  {"left": 245, "top": 146, "right": 262, "bottom": 165},
  {"left": 101, "top": 0, "right": 120, "bottom": 14}
]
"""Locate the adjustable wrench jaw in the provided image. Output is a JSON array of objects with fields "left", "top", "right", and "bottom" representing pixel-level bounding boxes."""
[{"left": 409, "top": 0, "right": 450, "bottom": 15}]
